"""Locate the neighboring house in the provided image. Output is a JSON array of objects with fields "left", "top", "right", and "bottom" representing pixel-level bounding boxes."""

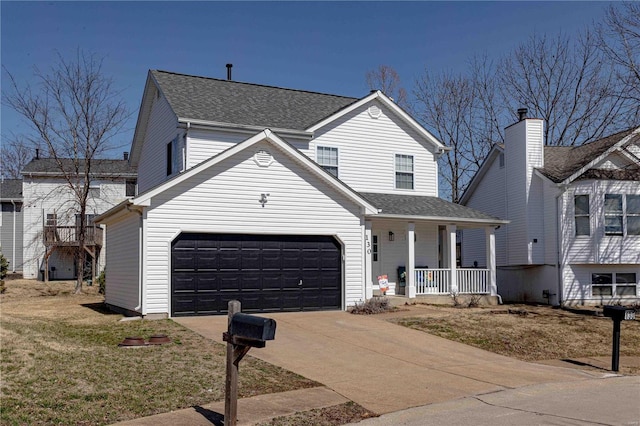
[
  {"left": 0, "top": 179, "right": 24, "bottom": 273},
  {"left": 97, "top": 70, "right": 506, "bottom": 318},
  {"left": 461, "top": 115, "right": 640, "bottom": 306},
  {"left": 21, "top": 156, "right": 137, "bottom": 281}
]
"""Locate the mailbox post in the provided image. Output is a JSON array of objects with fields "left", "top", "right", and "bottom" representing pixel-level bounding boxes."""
[
  {"left": 223, "top": 301, "right": 276, "bottom": 426},
  {"left": 602, "top": 305, "right": 636, "bottom": 372}
]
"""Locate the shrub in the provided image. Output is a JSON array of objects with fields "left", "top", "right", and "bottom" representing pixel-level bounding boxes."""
[
  {"left": 97, "top": 268, "right": 106, "bottom": 295},
  {"left": 349, "top": 297, "right": 395, "bottom": 315},
  {"left": 0, "top": 250, "right": 8, "bottom": 294}
]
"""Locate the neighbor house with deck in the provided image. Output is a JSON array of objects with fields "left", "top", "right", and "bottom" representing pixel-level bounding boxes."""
[
  {"left": 20, "top": 157, "right": 137, "bottom": 282},
  {"left": 97, "top": 69, "right": 507, "bottom": 317},
  {"left": 460, "top": 115, "right": 640, "bottom": 306}
]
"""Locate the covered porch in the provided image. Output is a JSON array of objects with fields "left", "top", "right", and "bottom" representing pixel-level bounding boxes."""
[{"left": 360, "top": 193, "right": 508, "bottom": 302}]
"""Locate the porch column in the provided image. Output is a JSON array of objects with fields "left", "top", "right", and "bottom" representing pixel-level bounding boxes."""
[
  {"left": 365, "top": 221, "right": 373, "bottom": 299},
  {"left": 486, "top": 227, "right": 497, "bottom": 296},
  {"left": 447, "top": 224, "right": 457, "bottom": 293},
  {"left": 407, "top": 222, "right": 416, "bottom": 298}
]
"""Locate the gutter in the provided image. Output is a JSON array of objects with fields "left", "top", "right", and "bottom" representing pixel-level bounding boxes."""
[
  {"left": 372, "top": 213, "right": 509, "bottom": 226},
  {"left": 177, "top": 117, "right": 315, "bottom": 140}
]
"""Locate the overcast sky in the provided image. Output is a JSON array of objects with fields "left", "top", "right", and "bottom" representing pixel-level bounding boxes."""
[{"left": 1, "top": 1, "right": 613, "bottom": 155}]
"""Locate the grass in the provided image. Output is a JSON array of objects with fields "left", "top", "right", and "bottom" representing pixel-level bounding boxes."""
[
  {"left": 390, "top": 304, "right": 640, "bottom": 373},
  {"left": 256, "top": 402, "right": 376, "bottom": 426},
  {"left": 0, "top": 279, "right": 318, "bottom": 425}
]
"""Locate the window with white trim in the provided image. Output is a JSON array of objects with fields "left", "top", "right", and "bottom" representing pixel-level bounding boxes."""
[
  {"left": 605, "top": 194, "right": 640, "bottom": 236},
  {"left": 317, "top": 146, "right": 338, "bottom": 177},
  {"left": 574, "top": 194, "right": 590, "bottom": 236},
  {"left": 591, "top": 272, "right": 637, "bottom": 297},
  {"left": 395, "top": 154, "right": 414, "bottom": 189},
  {"left": 166, "top": 135, "right": 183, "bottom": 176}
]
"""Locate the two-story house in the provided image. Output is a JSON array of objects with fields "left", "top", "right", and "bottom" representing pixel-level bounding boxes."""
[
  {"left": 461, "top": 114, "right": 640, "bottom": 306},
  {"left": 97, "top": 70, "right": 506, "bottom": 318},
  {"left": 21, "top": 156, "right": 137, "bottom": 282},
  {"left": 0, "top": 179, "right": 23, "bottom": 274}
]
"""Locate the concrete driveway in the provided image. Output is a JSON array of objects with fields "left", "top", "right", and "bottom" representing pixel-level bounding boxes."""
[{"left": 175, "top": 309, "right": 600, "bottom": 415}]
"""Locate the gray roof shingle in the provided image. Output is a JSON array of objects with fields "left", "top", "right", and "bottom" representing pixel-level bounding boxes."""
[
  {"left": 538, "top": 128, "right": 638, "bottom": 182},
  {"left": 22, "top": 159, "right": 137, "bottom": 176},
  {"left": 0, "top": 179, "right": 23, "bottom": 200},
  {"left": 151, "top": 70, "right": 359, "bottom": 131},
  {"left": 360, "top": 192, "right": 504, "bottom": 222}
]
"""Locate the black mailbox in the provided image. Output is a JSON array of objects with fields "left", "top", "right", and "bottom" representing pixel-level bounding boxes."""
[
  {"left": 603, "top": 306, "right": 636, "bottom": 321},
  {"left": 229, "top": 313, "right": 276, "bottom": 342}
]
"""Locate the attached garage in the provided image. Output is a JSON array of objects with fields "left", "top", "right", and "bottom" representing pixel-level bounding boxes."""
[{"left": 171, "top": 233, "right": 342, "bottom": 316}]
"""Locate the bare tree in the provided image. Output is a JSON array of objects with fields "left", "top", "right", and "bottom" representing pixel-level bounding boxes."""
[
  {"left": 597, "top": 2, "right": 640, "bottom": 121},
  {"left": 499, "top": 31, "right": 628, "bottom": 146},
  {"left": 365, "top": 65, "right": 408, "bottom": 108},
  {"left": 3, "top": 50, "right": 129, "bottom": 293},
  {"left": 413, "top": 65, "right": 502, "bottom": 202},
  {"left": 1, "top": 135, "right": 40, "bottom": 179}
]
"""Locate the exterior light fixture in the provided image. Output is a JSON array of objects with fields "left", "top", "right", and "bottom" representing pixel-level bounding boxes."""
[{"left": 388, "top": 231, "right": 394, "bottom": 241}]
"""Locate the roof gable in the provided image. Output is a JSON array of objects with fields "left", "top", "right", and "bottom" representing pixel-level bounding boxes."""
[{"left": 132, "top": 129, "right": 377, "bottom": 214}]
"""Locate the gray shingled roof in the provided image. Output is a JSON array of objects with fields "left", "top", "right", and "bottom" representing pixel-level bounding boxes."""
[
  {"left": 538, "top": 128, "right": 638, "bottom": 183},
  {"left": 0, "top": 179, "right": 23, "bottom": 200},
  {"left": 151, "top": 70, "right": 359, "bottom": 130},
  {"left": 22, "top": 159, "right": 137, "bottom": 176},
  {"left": 360, "top": 192, "right": 504, "bottom": 222}
]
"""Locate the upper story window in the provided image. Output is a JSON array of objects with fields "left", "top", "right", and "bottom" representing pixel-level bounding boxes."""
[
  {"left": 605, "top": 194, "right": 640, "bottom": 236},
  {"left": 395, "top": 154, "right": 414, "bottom": 190},
  {"left": 574, "top": 194, "right": 590, "bottom": 236},
  {"left": 317, "top": 146, "right": 338, "bottom": 178},
  {"left": 499, "top": 153, "right": 505, "bottom": 168},
  {"left": 166, "top": 135, "right": 182, "bottom": 176},
  {"left": 87, "top": 186, "right": 100, "bottom": 198},
  {"left": 126, "top": 179, "right": 137, "bottom": 197}
]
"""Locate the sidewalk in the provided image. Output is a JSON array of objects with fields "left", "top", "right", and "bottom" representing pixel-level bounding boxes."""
[{"left": 112, "top": 386, "right": 348, "bottom": 426}]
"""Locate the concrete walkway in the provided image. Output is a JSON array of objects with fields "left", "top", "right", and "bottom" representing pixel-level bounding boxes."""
[{"left": 175, "top": 310, "right": 602, "bottom": 415}]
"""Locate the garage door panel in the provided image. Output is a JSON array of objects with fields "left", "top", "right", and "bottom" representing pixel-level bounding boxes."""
[{"left": 171, "top": 234, "right": 342, "bottom": 316}]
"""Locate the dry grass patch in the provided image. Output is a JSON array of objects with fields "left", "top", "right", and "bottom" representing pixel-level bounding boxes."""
[
  {"left": 390, "top": 304, "right": 640, "bottom": 373},
  {"left": 256, "top": 402, "right": 376, "bottom": 426},
  {"left": 0, "top": 279, "right": 318, "bottom": 425}
]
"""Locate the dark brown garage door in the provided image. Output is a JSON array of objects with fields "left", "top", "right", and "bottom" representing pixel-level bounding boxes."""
[{"left": 171, "top": 233, "right": 342, "bottom": 316}]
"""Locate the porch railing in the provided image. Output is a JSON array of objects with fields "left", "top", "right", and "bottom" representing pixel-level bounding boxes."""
[
  {"left": 44, "top": 226, "right": 103, "bottom": 247},
  {"left": 415, "top": 268, "right": 490, "bottom": 295}
]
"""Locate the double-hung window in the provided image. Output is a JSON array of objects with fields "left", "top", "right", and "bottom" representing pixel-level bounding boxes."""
[
  {"left": 166, "top": 135, "right": 183, "bottom": 176},
  {"left": 574, "top": 195, "right": 590, "bottom": 236},
  {"left": 395, "top": 154, "right": 414, "bottom": 190},
  {"left": 592, "top": 272, "right": 637, "bottom": 297},
  {"left": 604, "top": 194, "right": 640, "bottom": 236},
  {"left": 317, "top": 146, "right": 338, "bottom": 178}
]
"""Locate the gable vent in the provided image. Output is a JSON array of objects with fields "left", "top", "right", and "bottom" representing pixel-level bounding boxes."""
[
  {"left": 368, "top": 105, "right": 382, "bottom": 119},
  {"left": 254, "top": 149, "right": 274, "bottom": 167}
]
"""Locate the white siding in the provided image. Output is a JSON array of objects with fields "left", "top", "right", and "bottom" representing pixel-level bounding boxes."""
[
  {"left": 142, "top": 140, "right": 365, "bottom": 315},
  {"left": 497, "top": 265, "right": 558, "bottom": 304},
  {"left": 462, "top": 152, "right": 507, "bottom": 267},
  {"left": 562, "top": 180, "right": 640, "bottom": 265},
  {"left": 137, "top": 94, "right": 180, "bottom": 193},
  {"left": 187, "top": 129, "right": 249, "bottom": 167},
  {"left": 311, "top": 100, "right": 439, "bottom": 196},
  {"left": 0, "top": 202, "right": 23, "bottom": 272},
  {"left": 104, "top": 213, "right": 141, "bottom": 312},
  {"left": 22, "top": 178, "right": 129, "bottom": 279}
]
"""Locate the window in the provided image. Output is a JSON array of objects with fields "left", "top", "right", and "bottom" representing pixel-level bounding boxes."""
[
  {"left": 372, "top": 235, "right": 378, "bottom": 262},
  {"left": 499, "top": 152, "right": 505, "bottom": 168},
  {"left": 604, "top": 194, "right": 623, "bottom": 235},
  {"left": 604, "top": 194, "right": 640, "bottom": 236},
  {"left": 166, "top": 136, "right": 182, "bottom": 176},
  {"left": 126, "top": 179, "right": 137, "bottom": 197},
  {"left": 87, "top": 186, "right": 100, "bottom": 198},
  {"left": 574, "top": 195, "right": 590, "bottom": 236},
  {"left": 627, "top": 195, "right": 640, "bottom": 235},
  {"left": 395, "top": 154, "right": 414, "bottom": 189},
  {"left": 317, "top": 146, "right": 338, "bottom": 177},
  {"left": 592, "top": 272, "right": 637, "bottom": 297},
  {"left": 46, "top": 213, "right": 57, "bottom": 227}
]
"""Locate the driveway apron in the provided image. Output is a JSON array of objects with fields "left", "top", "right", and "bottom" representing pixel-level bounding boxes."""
[{"left": 175, "top": 311, "right": 598, "bottom": 415}]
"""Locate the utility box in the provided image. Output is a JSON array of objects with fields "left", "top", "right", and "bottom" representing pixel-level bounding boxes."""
[
  {"left": 229, "top": 313, "right": 276, "bottom": 344},
  {"left": 603, "top": 306, "right": 636, "bottom": 321}
]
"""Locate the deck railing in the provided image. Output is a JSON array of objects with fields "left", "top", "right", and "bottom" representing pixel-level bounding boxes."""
[
  {"left": 44, "top": 226, "right": 103, "bottom": 247},
  {"left": 415, "top": 268, "right": 490, "bottom": 295}
]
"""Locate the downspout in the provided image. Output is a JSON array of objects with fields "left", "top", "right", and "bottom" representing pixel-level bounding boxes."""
[
  {"left": 555, "top": 185, "right": 568, "bottom": 306},
  {"left": 127, "top": 205, "right": 144, "bottom": 313},
  {"left": 10, "top": 200, "right": 16, "bottom": 273}
]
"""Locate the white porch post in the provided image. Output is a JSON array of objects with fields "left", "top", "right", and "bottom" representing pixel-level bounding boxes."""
[
  {"left": 365, "top": 221, "right": 373, "bottom": 299},
  {"left": 486, "top": 227, "right": 497, "bottom": 296},
  {"left": 407, "top": 222, "right": 416, "bottom": 298},
  {"left": 447, "top": 224, "right": 457, "bottom": 293}
]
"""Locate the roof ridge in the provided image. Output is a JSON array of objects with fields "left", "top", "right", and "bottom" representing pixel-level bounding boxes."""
[{"left": 152, "top": 69, "right": 359, "bottom": 101}]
